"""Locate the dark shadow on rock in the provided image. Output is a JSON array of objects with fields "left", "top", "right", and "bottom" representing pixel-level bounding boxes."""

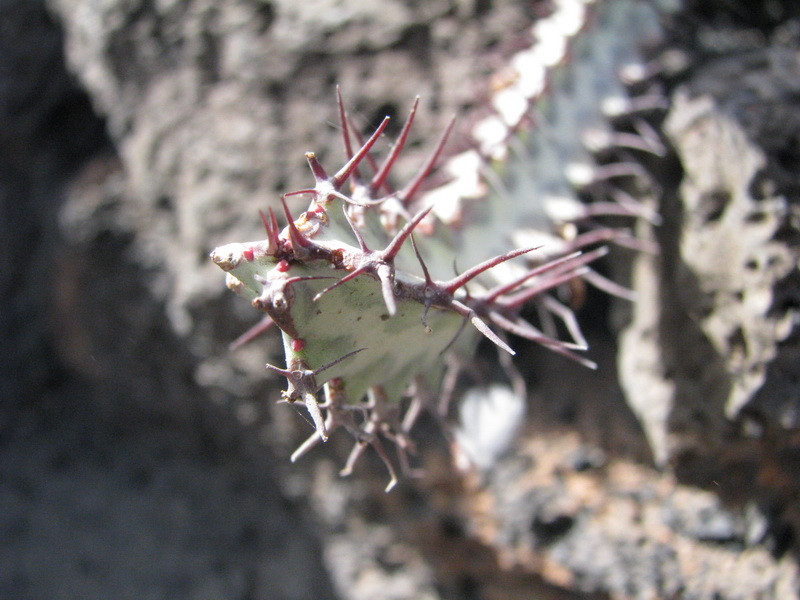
[{"left": 0, "top": 2, "right": 337, "bottom": 598}]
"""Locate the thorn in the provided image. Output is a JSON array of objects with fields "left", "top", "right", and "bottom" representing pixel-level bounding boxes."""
[
  {"left": 346, "top": 115, "right": 385, "bottom": 187},
  {"left": 409, "top": 233, "right": 433, "bottom": 285},
  {"left": 593, "top": 161, "right": 651, "bottom": 184},
  {"left": 409, "top": 233, "right": 436, "bottom": 332},
  {"left": 336, "top": 86, "right": 357, "bottom": 166},
  {"left": 583, "top": 268, "right": 637, "bottom": 301},
  {"left": 401, "top": 394, "right": 424, "bottom": 433},
  {"left": 420, "top": 302, "right": 432, "bottom": 334},
  {"left": 342, "top": 204, "right": 369, "bottom": 252},
  {"left": 312, "top": 267, "right": 368, "bottom": 301},
  {"left": 439, "top": 313, "right": 469, "bottom": 355},
  {"left": 381, "top": 205, "right": 433, "bottom": 262},
  {"left": 312, "top": 347, "right": 366, "bottom": 376},
  {"left": 450, "top": 300, "right": 515, "bottom": 355},
  {"left": 493, "top": 247, "right": 608, "bottom": 308},
  {"left": 565, "top": 227, "right": 657, "bottom": 254},
  {"left": 305, "top": 152, "right": 328, "bottom": 183},
  {"left": 304, "top": 391, "right": 328, "bottom": 441},
  {"left": 283, "top": 188, "right": 317, "bottom": 200},
  {"left": 284, "top": 275, "right": 336, "bottom": 287},
  {"left": 541, "top": 295, "right": 587, "bottom": 350},
  {"left": 332, "top": 116, "right": 391, "bottom": 190},
  {"left": 489, "top": 311, "right": 580, "bottom": 350},
  {"left": 489, "top": 311, "right": 597, "bottom": 369},
  {"left": 371, "top": 436, "right": 399, "bottom": 492},
  {"left": 340, "top": 438, "right": 367, "bottom": 478},
  {"left": 500, "top": 266, "right": 590, "bottom": 309},
  {"left": 582, "top": 127, "right": 665, "bottom": 157},
  {"left": 470, "top": 312, "right": 515, "bottom": 356},
  {"left": 268, "top": 206, "right": 280, "bottom": 235},
  {"left": 484, "top": 250, "right": 582, "bottom": 302},
  {"left": 607, "top": 185, "right": 662, "bottom": 225},
  {"left": 264, "top": 361, "right": 293, "bottom": 379},
  {"left": 632, "top": 117, "right": 667, "bottom": 156},
  {"left": 370, "top": 96, "right": 419, "bottom": 195},
  {"left": 258, "top": 209, "right": 278, "bottom": 253},
  {"left": 437, "top": 357, "right": 462, "bottom": 417},
  {"left": 280, "top": 195, "right": 313, "bottom": 253},
  {"left": 443, "top": 246, "right": 539, "bottom": 294},
  {"left": 564, "top": 227, "right": 652, "bottom": 254},
  {"left": 291, "top": 430, "right": 324, "bottom": 462},
  {"left": 375, "top": 264, "right": 397, "bottom": 316},
  {"left": 498, "top": 342, "right": 527, "bottom": 400},
  {"left": 229, "top": 315, "right": 275, "bottom": 351},
  {"left": 399, "top": 116, "right": 456, "bottom": 205}
]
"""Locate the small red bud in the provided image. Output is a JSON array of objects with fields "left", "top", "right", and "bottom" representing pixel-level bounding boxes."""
[{"left": 290, "top": 338, "right": 305, "bottom": 352}]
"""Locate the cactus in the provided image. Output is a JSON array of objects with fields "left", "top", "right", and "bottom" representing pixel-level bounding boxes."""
[{"left": 211, "top": 0, "right": 668, "bottom": 489}]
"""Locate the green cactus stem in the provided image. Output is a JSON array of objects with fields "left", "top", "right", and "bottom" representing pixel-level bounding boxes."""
[{"left": 211, "top": 89, "right": 616, "bottom": 490}]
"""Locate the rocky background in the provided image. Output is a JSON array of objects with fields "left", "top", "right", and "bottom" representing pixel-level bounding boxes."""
[{"left": 2, "top": 0, "right": 799, "bottom": 598}]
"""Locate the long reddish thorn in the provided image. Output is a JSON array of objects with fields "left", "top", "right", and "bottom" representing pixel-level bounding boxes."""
[
  {"left": 583, "top": 268, "right": 637, "bottom": 301},
  {"left": 502, "top": 266, "right": 591, "bottom": 309},
  {"left": 370, "top": 97, "right": 419, "bottom": 195},
  {"left": 409, "top": 232, "right": 433, "bottom": 285},
  {"left": 259, "top": 208, "right": 279, "bottom": 252},
  {"left": 541, "top": 295, "right": 587, "bottom": 350},
  {"left": 337, "top": 87, "right": 356, "bottom": 160},
  {"left": 332, "top": 116, "right": 391, "bottom": 190},
  {"left": 443, "top": 246, "right": 539, "bottom": 294},
  {"left": 283, "top": 188, "right": 317, "bottom": 199},
  {"left": 488, "top": 247, "right": 608, "bottom": 305},
  {"left": 229, "top": 315, "right": 275, "bottom": 351},
  {"left": 305, "top": 152, "right": 328, "bottom": 182},
  {"left": 399, "top": 116, "right": 456, "bottom": 205},
  {"left": 381, "top": 205, "right": 433, "bottom": 261},
  {"left": 280, "top": 195, "right": 313, "bottom": 250},
  {"left": 483, "top": 250, "right": 579, "bottom": 302},
  {"left": 313, "top": 267, "right": 368, "bottom": 302},
  {"left": 489, "top": 311, "right": 596, "bottom": 369},
  {"left": 347, "top": 115, "right": 384, "bottom": 184}
]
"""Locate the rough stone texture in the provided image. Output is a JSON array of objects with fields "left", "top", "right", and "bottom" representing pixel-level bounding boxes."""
[
  {"left": 464, "top": 431, "right": 799, "bottom": 600},
  {"left": 617, "top": 5, "right": 800, "bottom": 574},
  {"left": 5, "top": 0, "right": 800, "bottom": 599},
  {"left": 621, "top": 86, "right": 799, "bottom": 465}
]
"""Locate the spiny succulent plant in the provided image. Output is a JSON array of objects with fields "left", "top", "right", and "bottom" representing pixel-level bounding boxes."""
[{"left": 211, "top": 0, "right": 669, "bottom": 490}]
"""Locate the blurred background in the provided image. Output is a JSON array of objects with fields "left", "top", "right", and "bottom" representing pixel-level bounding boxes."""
[{"left": 2, "top": 0, "right": 799, "bottom": 598}]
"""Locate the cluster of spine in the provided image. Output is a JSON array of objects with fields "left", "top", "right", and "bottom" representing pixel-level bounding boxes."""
[{"left": 211, "top": 0, "right": 669, "bottom": 489}]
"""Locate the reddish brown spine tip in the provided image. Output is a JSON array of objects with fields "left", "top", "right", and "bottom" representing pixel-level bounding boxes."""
[
  {"left": 332, "top": 116, "right": 391, "bottom": 190},
  {"left": 336, "top": 87, "right": 358, "bottom": 174},
  {"left": 443, "top": 246, "right": 539, "bottom": 294},
  {"left": 381, "top": 205, "right": 433, "bottom": 262},
  {"left": 370, "top": 96, "right": 420, "bottom": 195},
  {"left": 399, "top": 115, "right": 456, "bottom": 205},
  {"left": 305, "top": 152, "right": 329, "bottom": 182}
]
